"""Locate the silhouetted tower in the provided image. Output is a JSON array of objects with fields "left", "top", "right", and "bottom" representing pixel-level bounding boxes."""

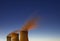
[
  {"left": 7, "top": 35, "right": 11, "bottom": 41},
  {"left": 20, "top": 31, "right": 29, "bottom": 41},
  {"left": 11, "top": 32, "right": 19, "bottom": 41}
]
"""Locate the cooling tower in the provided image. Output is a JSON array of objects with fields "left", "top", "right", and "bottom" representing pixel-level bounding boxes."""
[
  {"left": 7, "top": 35, "right": 11, "bottom": 41},
  {"left": 20, "top": 31, "right": 29, "bottom": 41},
  {"left": 11, "top": 32, "right": 19, "bottom": 41}
]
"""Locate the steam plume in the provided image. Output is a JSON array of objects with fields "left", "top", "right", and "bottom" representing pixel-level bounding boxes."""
[{"left": 21, "top": 17, "right": 39, "bottom": 31}]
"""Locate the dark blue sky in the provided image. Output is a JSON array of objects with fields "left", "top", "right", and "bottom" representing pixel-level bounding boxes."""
[{"left": 0, "top": 0, "right": 60, "bottom": 41}]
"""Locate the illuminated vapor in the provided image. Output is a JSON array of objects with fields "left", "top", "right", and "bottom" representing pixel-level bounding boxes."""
[
  {"left": 10, "top": 17, "right": 39, "bottom": 32},
  {"left": 21, "top": 17, "right": 39, "bottom": 31}
]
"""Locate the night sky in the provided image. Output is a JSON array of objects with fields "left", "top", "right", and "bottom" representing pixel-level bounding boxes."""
[{"left": 0, "top": 0, "right": 60, "bottom": 41}]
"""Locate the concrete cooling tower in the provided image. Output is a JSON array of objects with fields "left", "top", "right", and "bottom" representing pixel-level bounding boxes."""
[
  {"left": 11, "top": 32, "right": 19, "bottom": 41},
  {"left": 7, "top": 35, "right": 11, "bottom": 41},
  {"left": 20, "top": 31, "right": 29, "bottom": 41}
]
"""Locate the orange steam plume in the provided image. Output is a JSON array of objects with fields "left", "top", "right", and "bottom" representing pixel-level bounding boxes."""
[{"left": 21, "top": 17, "right": 39, "bottom": 31}]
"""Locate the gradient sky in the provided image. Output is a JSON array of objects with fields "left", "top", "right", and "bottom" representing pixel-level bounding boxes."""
[{"left": 0, "top": 0, "right": 60, "bottom": 41}]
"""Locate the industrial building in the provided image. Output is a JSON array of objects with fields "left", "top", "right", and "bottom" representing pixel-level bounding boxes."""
[{"left": 7, "top": 31, "right": 29, "bottom": 41}]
